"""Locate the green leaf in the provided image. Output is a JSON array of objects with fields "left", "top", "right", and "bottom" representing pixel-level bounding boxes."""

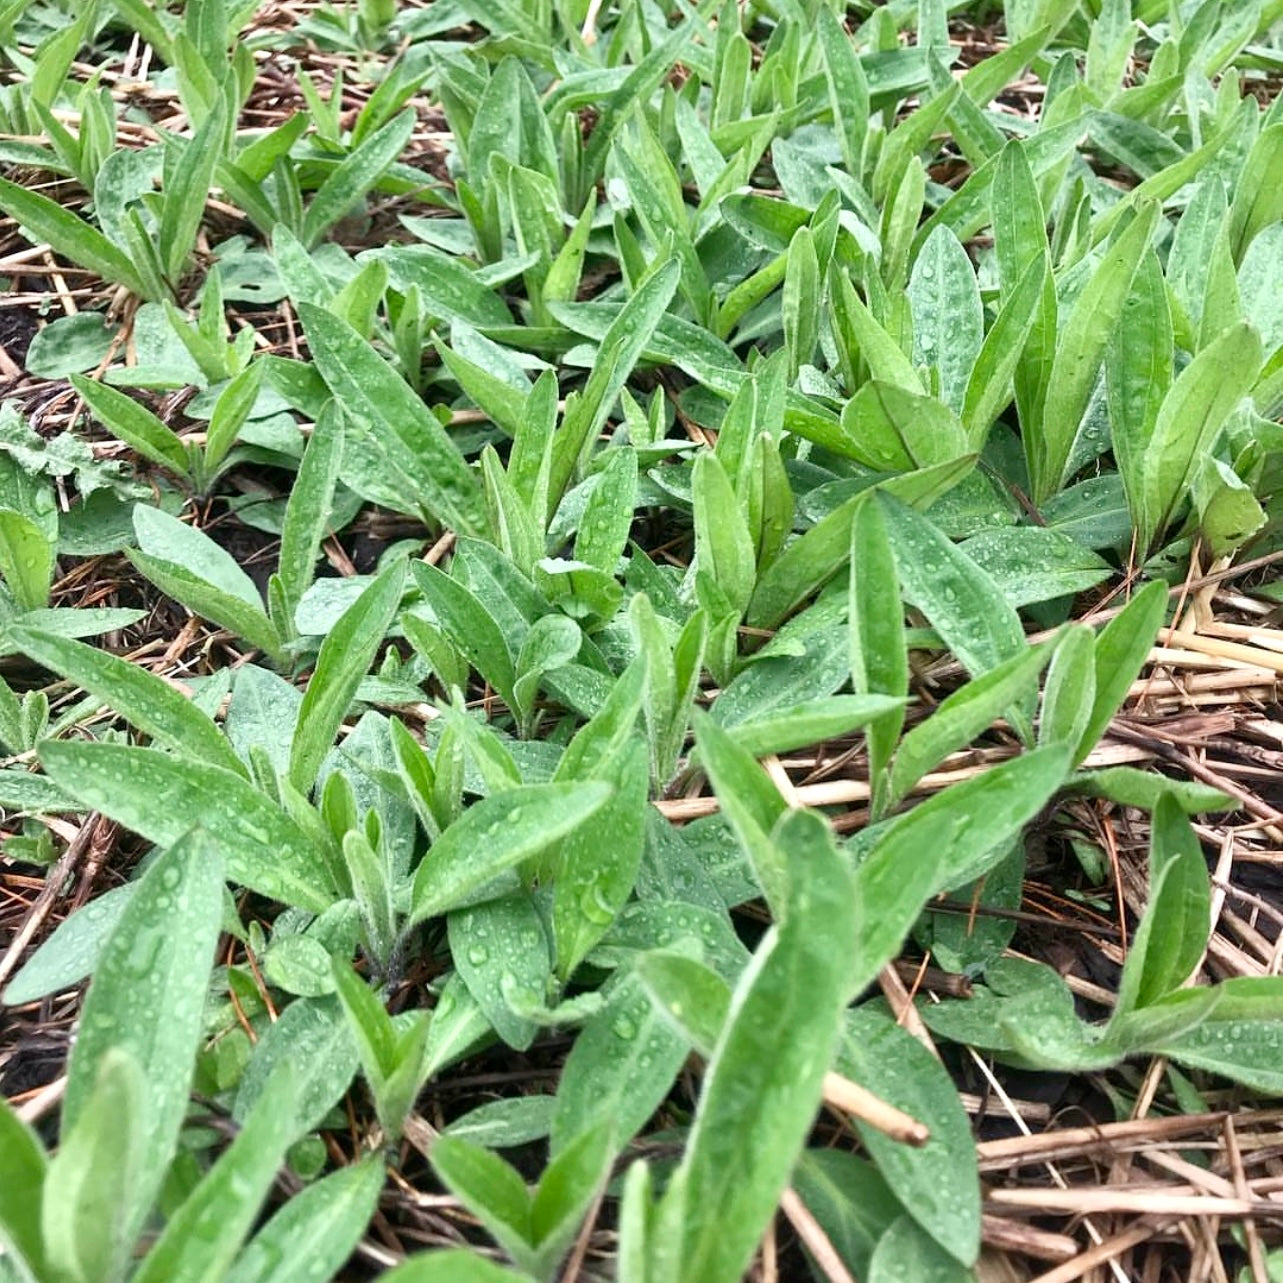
[
  {"left": 331, "top": 960, "right": 414, "bottom": 1136},
  {"left": 992, "top": 140, "right": 1055, "bottom": 436},
  {"left": 554, "top": 737, "right": 649, "bottom": 977},
  {"left": 1084, "top": 0, "right": 1136, "bottom": 100},
  {"left": 890, "top": 641, "right": 1052, "bottom": 806},
  {"left": 483, "top": 447, "right": 542, "bottom": 576},
  {"left": 408, "top": 782, "right": 612, "bottom": 926},
  {"left": 692, "top": 452, "right": 755, "bottom": 619},
  {"left": 727, "top": 694, "right": 907, "bottom": 759},
  {"left": 410, "top": 559, "right": 516, "bottom": 711},
  {"left": 226, "top": 1158, "right": 384, "bottom": 1283},
  {"left": 853, "top": 746, "right": 1070, "bottom": 997},
  {"left": 1034, "top": 200, "right": 1159, "bottom": 501},
  {"left": 273, "top": 400, "right": 344, "bottom": 635},
  {"left": 0, "top": 1096, "right": 47, "bottom": 1278},
  {"left": 513, "top": 614, "right": 581, "bottom": 730},
  {"left": 748, "top": 490, "right": 867, "bottom": 631},
  {"left": 44, "top": 1048, "right": 143, "bottom": 1283},
  {"left": 959, "top": 527, "right": 1112, "bottom": 608},
  {"left": 437, "top": 337, "right": 526, "bottom": 439},
  {"left": 782, "top": 225, "right": 820, "bottom": 380},
  {"left": 134, "top": 504, "right": 259, "bottom": 605},
  {"left": 526, "top": 1120, "right": 615, "bottom": 1279},
  {"left": 235, "top": 112, "right": 308, "bottom": 183},
  {"left": 0, "top": 510, "right": 55, "bottom": 613},
  {"left": 1066, "top": 767, "right": 1231, "bottom": 814},
  {"left": 375, "top": 247, "right": 514, "bottom": 328},
  {"left": 1193, "top": 454, "right": 1265, "bottom": 557},
  {"left": 302, "top": 109, "right": 415, "bottom": 249},
  {"left": 1155, "top": 1017, "right": 1283, "bottom": 1095},
  {"left": 62, "top": 831, "right": 224, "bottom": 1245},
  {"left": 1080, "top": 580, "right": 1166, "bottom": 763},
  {"left": 233, "top": 996, "right": 357, "bottom": 1134},
  {"left": 444, "top": 1097, "right": 556, "bottom": 1148},
  {"left": 1038, "top": 625, "right": 1095, "bottom": 754},
  {"left": 379, "top": 1252, "right": 533, "bottom": 1283},
  {"left": 546, "top": 257, "right": 680, "bottom": 518},
  {"left": 129, "top": 511, "right": 283, "bottom": 661},
  {"left": 298, "top": 302, "right": 487, "bottom": 535},
  {"left": 1113, "top": 794, "right": 1212, "bottom": 1019},
  {"left": 8, "top": 625, "right": 246, "bottom": 777},
  {"left": 850, "top": 496, "right": 908, "bottom": 814},
  {"left": 71, "top": 375, "right": 190, "bottom": 477},
  {"left": 616, "top": 113, "right": 709, "bottom": 324},
  {"left": 467, "top": 55, "right": 557, "bottom": 185},
  {"left": 918, "top": 838, "right": 1025, "bottom": 974},
  {"left": 0, "top": 177, "right": 147, "bottom": 298},
  {"left": 877, "top": 493, "right": 1025, "bottom": 678},
  {"left": 1228, "top": 123, "right": 1283, "bottom": 264},
  {"left": 1106, "top": 249, "right": 1171, "bottom": 535},
  {"left": 132, "top": 1066, "right": 298, "bottom": 1283},
  {"left": 908, "top": 227, "right": 983, "bottom": 415},
  {"left": 840, "top": 381, "right": 968, "bottom": 471},
  {"left": 830, "top": 270, "right": 922, "bottom": 395},
  {"left": 341, "top": 827, "right": 396, "bottom": 973},
  {"left": 39, "top": 742, "right": 340, "bottom": 910},
  {"left": 430, "top": 1138, "right": 533, "bottom": 1263},
  {"left": 961, "top": 258, "right": 1044, "bottom": 447},
  {"left": 635, "top": 951, "right": 730, "bottom": 1053},
  {"left": 551, "top": 969, "right": 688, "bottom": 1155},
  {"left": 791, "top": 1151, "right": 901, "bottom": 1283},
  {"left": 203, "top": 360, "right": 264, "bottom": 479},
  {"left": 160, "top": 98, "right": 228, "bottom": 283},
  {"left": 1168, "top": 176, "right": 1226, "bottom": 339},
  {"left": 665, "top": 809, "right": 858, "bottom": 1283},
  {"left": 449, "top": 892, "right": 548, "bottom": 1051},
  {"left": 289, "top": 558, "right": 406, "bottom": 793},
  {"left": 867, "top": 1215, "right": 974, "bottom": 1283},
  {"left": 838, "top": 1008, "right": 980, "bottom": 1265},
  {"left": 693, "top": 711, "right": 788, "bottom": 916},
  {"left": 816, "top": 7, "right": 869, "bottom": 178},
  {"left": 1140, "top": 322, "right": 1263, "bottom": 546},
  {"left": 575, "top": 447, "right": 637, "bottom": 576},
  {"left": 552, "top": 663, "right": 648, "bottom": 972},
  {"left": 3, "top": 884, "right": 133, "bottom": 1006}
]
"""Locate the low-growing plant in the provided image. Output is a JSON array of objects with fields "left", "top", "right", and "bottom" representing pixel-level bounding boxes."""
[{"left": 3, "top": 0, "right": 1283, "bottom": 1279}]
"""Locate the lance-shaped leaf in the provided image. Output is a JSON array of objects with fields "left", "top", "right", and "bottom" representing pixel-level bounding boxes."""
[
  {"left": 289, "top": 558, "right": 406, "bottom": 793},
  {"left": 298, "top": 302, "right": 487, "bottom": 535},
  {"left": 1033, "top": 200, "right": 1158, "bottom": 502},
  {"left": 62, "top": 831, "right": 224, "bottom": 1246},
  {"left": 40, "top": 742, "right": 341, "bottom": 910},
  {"left": 0, "top": 177, "right": 147, "bottom": 298},
  {"left": 8, "top": 625, "right": 246, "bottom": 778},
  {"left": 664, "top": 809, "right": 858, "bottom": 1283},
  {"left": 409, "top": 782, "right": 612, "bottom": 926},
  {"left": 132, "top": 1066, "right": 299, "bottom": 1283},
  {"left": 852, "top": 745, "right": 1070, "bottom": 998},
  {"left": 1139, "top": 322, "right": 1263, "bottom": 547}
]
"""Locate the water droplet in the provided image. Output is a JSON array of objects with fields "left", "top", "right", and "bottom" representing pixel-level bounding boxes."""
[
  {"left": 467, "top": 945, "right": 489, "bottom": 966},
  {"left": 612, "top": 1015, "right": 637, "bottom": 1041},
  {"left": 579, "top": 882, "right": 615, "bottom": 927}
]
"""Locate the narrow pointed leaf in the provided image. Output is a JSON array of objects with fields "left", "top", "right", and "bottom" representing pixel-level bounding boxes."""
[
  {"left": 40, "top": 742, "right": 340, "bottom": 910},
  {"left": 62, "top": 831, "right": 224, "bottom": 1245},
  {"left": 8, "top": 626, "right": 246, "bottom": 777},
  {"left": 409, "top": 782, "right": 612, "bottom": 926},
  {"left": 289, "top": 558, "right": 406, "bottom": 793}
]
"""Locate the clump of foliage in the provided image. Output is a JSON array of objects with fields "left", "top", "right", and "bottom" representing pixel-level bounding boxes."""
[{"left": 2, "top": 0, "right": 1283, "bottom": 1280}]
